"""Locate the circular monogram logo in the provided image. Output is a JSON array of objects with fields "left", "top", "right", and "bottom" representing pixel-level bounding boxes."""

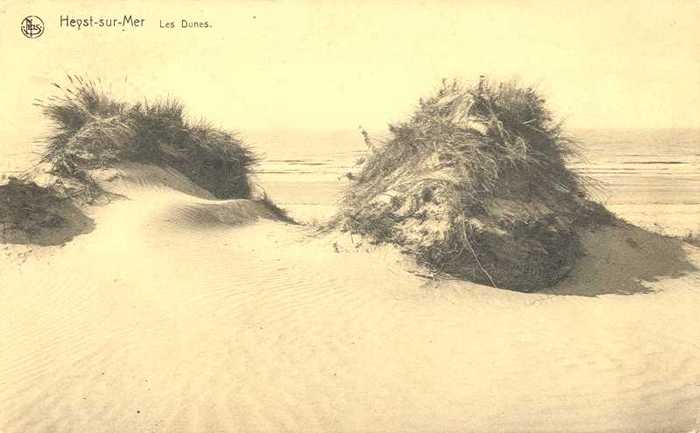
[{"left": 21, "top": 16, "right": 45, "bottom": 39}]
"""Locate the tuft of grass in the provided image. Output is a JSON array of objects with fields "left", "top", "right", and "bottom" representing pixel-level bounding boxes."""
[
  {"left": 35, "top": 75, "right": 257, "bottom": 199},
  {"left": 334, "top": 77, "right": 614, "bottom": 291},
  {"left": 0, "top": 177, "right": 94, "bottom": 245}
]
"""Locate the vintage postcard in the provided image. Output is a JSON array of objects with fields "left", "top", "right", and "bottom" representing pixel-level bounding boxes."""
[{"left": 1, "top": 1, "right": 699, "bottom": 432}]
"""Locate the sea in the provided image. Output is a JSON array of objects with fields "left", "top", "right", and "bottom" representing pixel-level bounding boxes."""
[{"left": 251, "top": 128, "right": 700, "bottom": 235}]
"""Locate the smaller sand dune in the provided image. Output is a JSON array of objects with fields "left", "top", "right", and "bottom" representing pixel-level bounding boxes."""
[
  {"left": 0, "top": 161, "right": 290, "bottom": 249},
  {"left": 92, "top": 163, "right": 291, "bottom": 229}
]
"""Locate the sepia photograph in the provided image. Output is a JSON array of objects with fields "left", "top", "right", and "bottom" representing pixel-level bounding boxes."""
[{"left": 1, "top": 1, "right": 699, "bottom": 432}]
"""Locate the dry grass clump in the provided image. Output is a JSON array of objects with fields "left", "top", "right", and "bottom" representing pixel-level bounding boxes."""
[
  {"left": 0, "top": 177, "right": 94, "bottom": 245},
  {"left": 36, "top": 75, "right": 257, "bottom": 199},
  {"left": 336, "top": 78, "right": 614, "bottom": 291}
]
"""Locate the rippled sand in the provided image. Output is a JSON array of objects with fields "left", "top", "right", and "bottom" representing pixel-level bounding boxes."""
[{"left": 1, "top": 169, "right": 700, "bottom": 433}]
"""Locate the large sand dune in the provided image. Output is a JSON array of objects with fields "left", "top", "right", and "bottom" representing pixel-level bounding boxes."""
[{"left": 2, "top": 166, "right": 700, "bottom": 433}]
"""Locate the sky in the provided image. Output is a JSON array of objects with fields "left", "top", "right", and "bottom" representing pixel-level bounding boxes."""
[{"left": 1, "top": 0, "right": 699, "bottom": 163}]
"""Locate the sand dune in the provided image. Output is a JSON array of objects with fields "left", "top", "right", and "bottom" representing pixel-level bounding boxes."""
[{"left": 2, "top": 168, "right": 700, "bottom": 433}]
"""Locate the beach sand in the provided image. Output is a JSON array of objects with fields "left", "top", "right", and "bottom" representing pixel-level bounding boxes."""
[{"left": 1, "top": 166, "right": 700, "bottom": 433}]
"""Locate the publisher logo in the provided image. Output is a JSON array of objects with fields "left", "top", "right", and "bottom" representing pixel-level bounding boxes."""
[{"left": 21, "top": 16, "right": 44, "bottom": 38}]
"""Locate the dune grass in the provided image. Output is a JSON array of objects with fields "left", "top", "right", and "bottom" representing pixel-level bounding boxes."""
[
  {"left": 336, "top": 78, "right": 614, "bottom": 290},
  {"left": 347, "top": 78, "right": 590, "bottom": 212},
  {"left": 36, "top": 75, "right": 257, "bottom": 199},
  {"left": 0, "top": 177, "right": 95, "bottom": 245}
]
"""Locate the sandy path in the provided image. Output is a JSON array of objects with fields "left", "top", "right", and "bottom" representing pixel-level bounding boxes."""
[{"left": 2, "top": 183, "right": 700, "bottom": 433}]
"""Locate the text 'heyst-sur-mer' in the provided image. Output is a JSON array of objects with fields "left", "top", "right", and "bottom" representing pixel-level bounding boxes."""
[{"left": 59, "top": 15, "right": 145, "bottom": 30}]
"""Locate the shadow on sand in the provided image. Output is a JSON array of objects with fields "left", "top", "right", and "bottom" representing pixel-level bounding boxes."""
[{"left": 546, "top": 222, "right": 698, "bottom": 297}]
